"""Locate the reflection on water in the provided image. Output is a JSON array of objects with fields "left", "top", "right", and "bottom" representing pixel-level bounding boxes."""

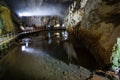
[
  {"left": 44, "top": 31, "right": 68, "bottom": 45},
  {"left": 18, "top": 30, "right": 97, "bottom": 68},
  {"left": 21, "top": 38, "right": 31, "bottom": 51},
  {"left": 63, "top": 42, "right": 78, "bottom": 64},
  {"left": 21, "top": 45, "right": 26, "bottom": 51},
  {"left": 0, "top": 30, "right": 98, "bottom": 80},
  {"left": 22, "top": 47, "right": 47, "bottom": 57},
  {"left": 63, "top": 31, "right": 68, "bottom": 40},
  {"left": 47, "top": 32, "right": 51, "bottom": 38},
  {"left": 48, "top": 38, "right": 52, "bottom": 44},
  {"left": 19, "top": 30, "right": 69, "bottom": 59}
]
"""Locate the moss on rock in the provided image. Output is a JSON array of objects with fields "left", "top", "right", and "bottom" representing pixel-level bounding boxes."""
[
  {"left": 110, "top": 38, "right": 120, "bottom": 72},
  {"left": 0, "top": 5, "right": 15, "bottom": 33}
]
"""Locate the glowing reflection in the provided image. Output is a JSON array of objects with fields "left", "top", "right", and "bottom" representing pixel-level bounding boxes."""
[
  {"left": 21, "top": 45, "right": 26, "bottom": 51},
  {"left": 62, "top": 31, "right": 68, "bottom": 40},
  {"left": 54, "top": 24, "right": 60, "bottom": 27},
  {"left": 46, "top": 32, "right": 52, "bottom": 44},
  {"left": 21, "top": 46, "right": 47, "bottom": 57},
  {"left": 54, "top": 32, "right": 60, "bottom": 38},
  {"left": 48, "top": 38, "right": 52, "bottom": 44},
  {"left": 21, "top": 38, "right": 31, "bottom": 51},
  {"left": 48, "top": 32, "right": 51, "bottom": 38},
  {"left": 18, "top": 12, "right": 32, "bottom": 17},
  {"left": 54, "top": 32, "right": 60, "bottom": 36},
  {"left": 21, "top": 42, "right": 29, "bottom": 51},
  {"left": 63, "top": 42, "right": 78, "bottom": 63},
  {"left": 17, "top": 4, "right": 64, "bottom": 17},
  {"left": 22, "top": 38, "right": 31, "bottom": 43},
  {"left": 26, "top": 42, "right": 29, "bottom": 47}
]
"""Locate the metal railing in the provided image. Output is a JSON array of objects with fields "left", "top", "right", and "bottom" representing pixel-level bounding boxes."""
[
  {"left": 0, "top": 28, "right": 66, "bottom": 51},
  {"left": 0, "top": 32, "right": 17, "bottom": 51}
]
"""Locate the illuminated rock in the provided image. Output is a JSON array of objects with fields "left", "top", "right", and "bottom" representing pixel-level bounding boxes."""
[
  {"left": 0, "top": 5, "right": 15, "bottom": 33},
  {"left": 65, "top": 0, "right": 120, "bottom": 67},
  {"left": 63, "top": 0, "right": 85, "bottom": 28}
]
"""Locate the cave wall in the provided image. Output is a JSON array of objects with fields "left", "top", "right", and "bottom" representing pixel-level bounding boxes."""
[
  {"left": 64, "top": 0, "right": 120, "bottom": 67},
  {"left": 79, "top": 0, "right": 120, "bottom": 66},
  {"left": 0, "top": 5, "right": 16, "bottom": 34},
  {"left": 63, "top": 0, "right": 84, "bottom": 28},
  {"left": 0, "top": 15, "right": 3, "bottom": 34},
  {"left": 21, "top": 16, "right": 60, "bottom": 27}
]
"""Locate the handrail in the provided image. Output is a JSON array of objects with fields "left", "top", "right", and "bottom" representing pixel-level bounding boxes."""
[{"left": 0, "top": 28, "right": 66, "bottom": 51}]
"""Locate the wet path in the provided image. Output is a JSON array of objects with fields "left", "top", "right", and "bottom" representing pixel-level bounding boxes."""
[{"left": 0, "top": 30, "right": 98, "bottom": 80}]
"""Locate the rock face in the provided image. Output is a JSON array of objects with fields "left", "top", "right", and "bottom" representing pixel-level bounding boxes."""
[
  {"left": 64, "top": 0, "right": 120, "bottom": 68},
  {"left": 79, "top": 0, "right": 120, "bottom": 67},
  {"left": 21, "top": 16, "right": 60, "bottom": 27},
  {"left": 0, "top": 5, "right": 16, "bottom": 34},
  {"left": 63, "top": 0, "right": 85, "bottom": 28}
]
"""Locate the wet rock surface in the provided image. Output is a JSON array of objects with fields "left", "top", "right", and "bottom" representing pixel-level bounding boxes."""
[
  {"left": 0, "top": 5, "right": 16, "bottom": 34},
  {"left": 69, "top": 0, "right": 120, "bottom": 66}
]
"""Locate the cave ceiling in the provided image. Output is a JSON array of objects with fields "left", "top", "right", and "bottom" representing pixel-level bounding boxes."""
[{"left": 3, "top": 0, "right": 74, "bottom": 17}]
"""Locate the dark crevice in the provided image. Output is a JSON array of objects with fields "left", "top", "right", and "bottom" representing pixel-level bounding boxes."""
[
  {"left": 101, "top": 13, "right": 120, "bottom": 26},
  {"left": 69, "top": 35, "right": 100, "bottom": 70},
  {"left": 103, "top": 0, "right": 120, "bottom": 5}
]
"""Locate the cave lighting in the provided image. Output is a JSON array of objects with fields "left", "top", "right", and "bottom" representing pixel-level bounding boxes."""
[
  {"left": 25, "top": 42, "right": 29, "bottom": 47},
  {"left": 17, "top": 4, "right": 63, "bottom": 17},
  {"left": 21, "top": 45, "right": 26, "bottom": 51},
  {"left": 21, "top": 42, "right": 29, "bottom": 51},
  {"left": 62, "top": 31, "right": 68, "bottom": 40},
  {"left": 54, "top": 32, "right": 60, "bottom": 36},
  {"left": 48, "top": 32, "right": 51, "bottom": 38},
  {"left": 54, "top": 24, "right": 60, "bottom": 27},
  {"left": 18, "top": 12, "right": 32, "bottom": 17},
  {"left": 21, "top": 46, "right": 46, "bottom": 57},
  {"left": 54, "top": 32, "right": 60, "bottom": 38},
  {"left": 62, "top": 24, "right": 65, "bottom": 27}
]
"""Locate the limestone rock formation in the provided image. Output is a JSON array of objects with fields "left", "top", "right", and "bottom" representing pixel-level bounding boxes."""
[
  {"left": 64, "top": 0, "right": 120, "bottom": 69},
  {"left": 0, "top": 5, "right": 16, "bottom": 34},
  {"left": 0, "top": 15, "right": 3, "bottom": 34},
  {"left": 79, "top": 0, "right": 120, "bottom": 67}
]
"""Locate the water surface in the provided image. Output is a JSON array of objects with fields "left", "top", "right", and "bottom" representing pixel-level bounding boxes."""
[{"left": 0, "top": 30, "right": 98, "bottom": 80}]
